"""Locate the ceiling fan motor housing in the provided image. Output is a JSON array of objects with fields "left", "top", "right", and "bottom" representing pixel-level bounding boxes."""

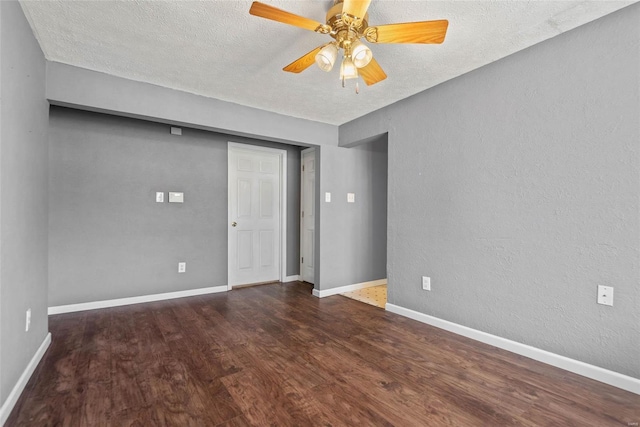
[{"left": 326, "top": 0, "right": 369, "bottom": 50}]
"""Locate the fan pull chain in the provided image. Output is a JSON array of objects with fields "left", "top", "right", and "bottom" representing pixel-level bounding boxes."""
[{"left": 340, "top": 79, "right": 360, "bottom": 94}]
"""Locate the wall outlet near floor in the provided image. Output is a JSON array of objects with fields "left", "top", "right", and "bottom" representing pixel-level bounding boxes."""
[
  {"left": 422, "top": 276, "right": 431, "bottom": 291},
  {"left": 597, "top": 285, "right": 613, "bottom": 306},
  {"left": 156, "top": 192, "right": 164, "bottom": 203},
  {"left": 178, "top": 262, "right": 186, "bottom": 273},
  {"left": 25, "top": 308, "right": 31, "bottom": 332}
]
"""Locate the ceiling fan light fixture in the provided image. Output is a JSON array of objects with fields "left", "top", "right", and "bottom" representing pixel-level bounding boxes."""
[
  {"left": 249, "top": 1, "right": 446, "bottom": 88},
  {"left": 351, "top": 40, "right": 372, "bottom": 68},
  {"left": 340, "top": 56, "right": 358, "bottom": 80},
  {"left": 315, "top": 43, "right": 338, "bottom": 72}
]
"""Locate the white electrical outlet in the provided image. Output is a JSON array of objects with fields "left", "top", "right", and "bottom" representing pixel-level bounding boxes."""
[
  {"left": 156, "top": 192, "right": 164, "bottom": 203},
  {"left": 597, "top": 285, "right": 613, "bottom": 306},
  {"left": 347, "top": 193, "right": 355, "bottom": 203},
  {"left": 178, "top": 262, "right": 186, "bottom": 273},
  {"left": 325, "top": 192, "right": 331, "bottom": 203},
  {"left": 25, "top": 308, "right": 31, "bottom": 332},
  {"left": 422, "top": 276, "right": 431, "bottom": 291}
]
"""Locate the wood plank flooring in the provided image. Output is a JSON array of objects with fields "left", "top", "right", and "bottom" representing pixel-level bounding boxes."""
[{"left": 7, "top": 282, "right": 640, "bottom": 426}]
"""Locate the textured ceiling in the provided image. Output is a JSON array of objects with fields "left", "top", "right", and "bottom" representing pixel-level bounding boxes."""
[{"left": 20, "top": 0, "right": 635, "bottom": 125}]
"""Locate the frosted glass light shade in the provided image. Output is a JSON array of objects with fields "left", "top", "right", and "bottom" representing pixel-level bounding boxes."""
[
  {"left": 340, "top": 57, "right": 358, "bottom": 80},
  {"left": 351, "top": 40, "right": 372, "bottom": 68},
  {"left": 315, "top": 43, "right": 338, "bottom": 72}
]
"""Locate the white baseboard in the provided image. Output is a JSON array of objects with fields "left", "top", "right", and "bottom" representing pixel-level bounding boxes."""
[
  {"left": 0, "top": 332, "right": 51, "bottom": 425},
  {"left": 312, "top": 279, "right": 387, "bottom": 298},
  {"left": 283, "top": 275, "right": 300, "bottom": 282},
  {"left": 385, "top": 303, "right": 640, "bottom": 395},
  {"left": 48, "top": 286, "right": 228, "bottom": 315}
]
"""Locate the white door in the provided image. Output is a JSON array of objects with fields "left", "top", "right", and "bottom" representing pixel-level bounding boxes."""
[
  {"left": 300, "top": 149, "right": 315, "bottom": 284},
  {"left": 228, "top": 143, "right": 284, "bottom": 288}
]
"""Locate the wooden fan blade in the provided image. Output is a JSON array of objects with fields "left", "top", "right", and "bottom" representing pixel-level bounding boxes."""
[
  {"left": 283, "top": 44, "right": 327, "bottom": 73},
  {"left": 250, "top": 2, "right": 325, "bottom": 32},
  {"left": 358, "top": 58, "right": 387, "bottom": 86},
  {"left": 342, "top": 0, "right": 372, "bottom": 19},
  {"left": 367, "top": 20, "right": 449, "bottom": 44}
]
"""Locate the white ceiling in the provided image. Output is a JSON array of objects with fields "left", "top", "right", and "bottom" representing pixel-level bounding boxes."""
[{"left": 20, "top": 0, "right": 635, "bottom": 125}]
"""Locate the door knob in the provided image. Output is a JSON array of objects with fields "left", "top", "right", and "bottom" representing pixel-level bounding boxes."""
[{"left": 231, "top": 221, "right": 237, "bottom": 227}]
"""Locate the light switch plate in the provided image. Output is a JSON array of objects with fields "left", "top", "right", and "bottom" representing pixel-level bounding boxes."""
[
  {"left": 325, "top": 192, "right": 331, "bottom": 203},
  {"left": 156, "top": 192, "right": 164, "bottom": 203},
  {"left": 422, "top": 276, "right": 431, "bottom": 291},
  {"left": 347, "top": 193, "right": 355, "bottom": 203},
  {"left": 169, "top": 192, "right": 184, "bottom": 203}
]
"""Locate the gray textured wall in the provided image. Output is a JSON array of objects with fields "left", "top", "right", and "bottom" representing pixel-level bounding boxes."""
[
  {"left": 340, "top": 4, "right": 640, "bottom": 378},
  {"left": 0, "top": 0, "right": 50, "bottom": 403},
  {"left": 49, "top": 107, "right": 300, "bottom": 307},
  {"left": 46, "top": 62, "right": 338, "bottom": 147},
  {"left": 317, "top": 137, "right": 388, "bottom": 289}
]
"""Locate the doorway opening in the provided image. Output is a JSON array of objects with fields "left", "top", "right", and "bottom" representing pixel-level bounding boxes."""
[
  {"left": 341, "top": 284, "right": 387, "bottom": 308},
  {"left": 302, "top": 135, "right": 388, "bottom": 304}
]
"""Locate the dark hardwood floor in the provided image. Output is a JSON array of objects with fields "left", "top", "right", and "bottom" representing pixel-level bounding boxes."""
[{"left": 7, "top": 282, "right": 639, "bottom": 426}]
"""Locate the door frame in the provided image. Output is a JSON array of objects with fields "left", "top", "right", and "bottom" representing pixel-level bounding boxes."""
[
  {"left": 227, "top": 142, "right": 288, "bottom": 289},
  {"left": 300, "top": 147, "right": 316, "bottom": 284}
]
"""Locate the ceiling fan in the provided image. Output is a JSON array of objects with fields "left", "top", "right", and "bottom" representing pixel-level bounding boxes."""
[{"left": 249, "top": 0, "right": 448, "bottom": 92}]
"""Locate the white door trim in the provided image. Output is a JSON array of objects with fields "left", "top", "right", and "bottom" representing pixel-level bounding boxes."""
[
  {"left": 300, "top": 147, "right": 316, "bottom": 284},
  {"left": 228, "top": 142, "right": 288, "bottom": 289}
]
